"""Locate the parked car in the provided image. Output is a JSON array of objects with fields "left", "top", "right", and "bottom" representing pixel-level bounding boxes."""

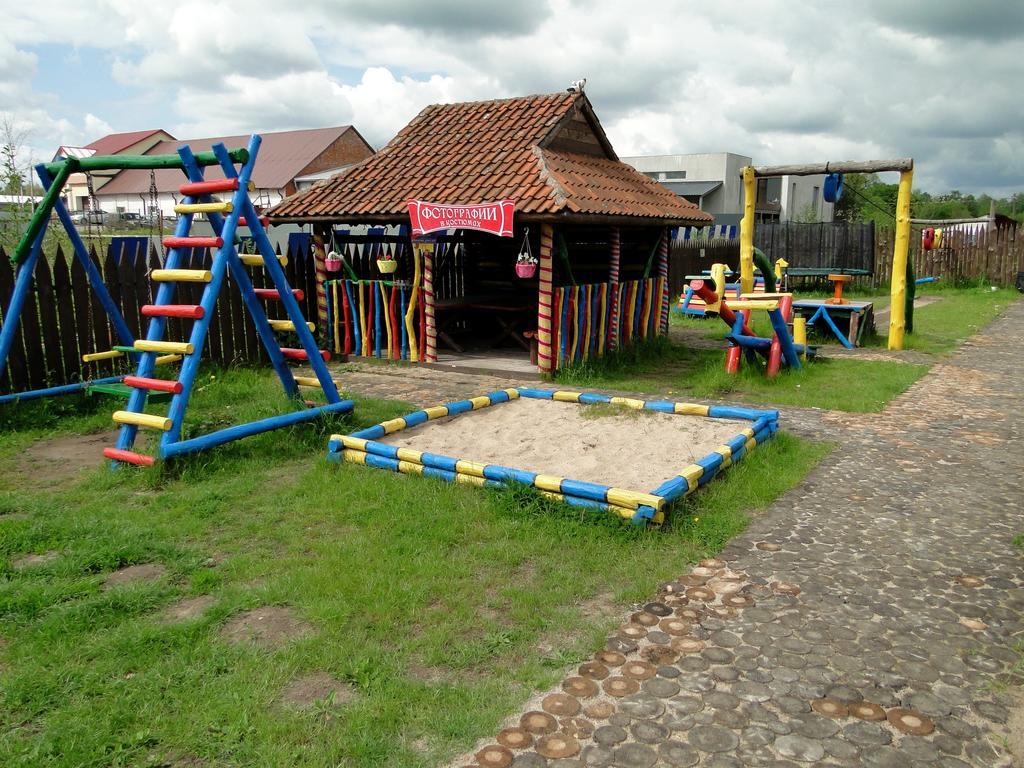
[
  {"left": 70, "top": 210, "right": 110, "bottom": 226},
  {"left": 115, "top": 212, "right": 143, "bottom": 227}
]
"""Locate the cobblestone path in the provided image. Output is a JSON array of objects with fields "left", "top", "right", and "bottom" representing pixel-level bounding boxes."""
[{"left": 333, "top": 303, "right": 1023, "bottom": 767}]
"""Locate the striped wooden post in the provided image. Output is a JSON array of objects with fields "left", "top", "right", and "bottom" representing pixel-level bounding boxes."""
[
  {"left": 312, "top": 226, "right": 330, "bottom": 334},
  {"left": 658, "top": 227, "right": 670, "bottom": 334},
  {"left": 608, "top": 226, "right": 620, "bottom": 351},
  {"left": 423, "top": 241, "right": 437, "bottom": 362},
  {"left": 537, "top": 224, "right": 555, "bottom": 372}
]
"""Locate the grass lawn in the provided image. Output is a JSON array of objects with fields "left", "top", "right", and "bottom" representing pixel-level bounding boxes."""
[
  {"left": 0, "top": 367, "right": 830, "bottom": 767},
  {"left": 629, "top": 285, "right": 1020, "bottom": 412}
]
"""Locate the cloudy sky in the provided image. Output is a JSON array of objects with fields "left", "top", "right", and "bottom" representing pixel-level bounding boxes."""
[{"left": 2, "top": 0, "right": 1022, "bottom": 194}]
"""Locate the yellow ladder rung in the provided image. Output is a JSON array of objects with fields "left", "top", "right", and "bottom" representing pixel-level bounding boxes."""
[
  {"left": 155, "top": 354, "right": 183, "bottom": 365},
  {"left": 727, "top": 300, "right": 780, "bottom": 311},
  {"left": 174, "top": 201, "right": 233, "bottom": 214},
  {"left": 268, "top": 319, "right": 316, "bottom": 332},
  {"left": 82, "top": 350, "right": 124, "bottom": 362},
  {"left": 151, "top": 269, "right": 212, "bottom": 283},
  {"left": 135, "top": 340, "right": 194, "bottom": 355},
  {"left": 112, "top": 410, "right": 172, "bottom": 431},
  {"left": 293, "top": 376, "right": 326, "bottom": 388},
  {"left": 240, "top": 254, "right": 288, "bottom": 267}
]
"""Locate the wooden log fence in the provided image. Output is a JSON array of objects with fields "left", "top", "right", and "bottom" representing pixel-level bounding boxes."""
[{"left": 0, "top": 242, "right": 320, "bottom": 396}]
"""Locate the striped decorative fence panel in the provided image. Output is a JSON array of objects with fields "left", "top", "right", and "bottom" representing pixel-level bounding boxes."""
[
  {"left": 552, "top": 277, "right": 666, "bottom": 368},
  {"left": 325, "top": 279, "right": 425, "bottom": 361}
]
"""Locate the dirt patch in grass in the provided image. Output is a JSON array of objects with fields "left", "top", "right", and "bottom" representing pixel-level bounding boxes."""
[
  {"left": 17, "top": 431, "right": 116, "bottom": 485},
  {"left": 278, "top": 671, "right": 355, "bottom": 708},
  {"left": 1008, "top": 693, "right": 1024, "bottom": 767},
  {"left": 11, "top": 551, "right": 59, "bottom": 569},
  {"left": 163, "top": 595, "right": 215, "bottom": 622},
  {"left": 221, "top": 605, "right": 312, "bottom": 650},
  {"left": 104, "top": 562, "right": 167, "bottom": 589}
]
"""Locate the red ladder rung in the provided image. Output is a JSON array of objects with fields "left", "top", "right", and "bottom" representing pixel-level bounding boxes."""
[
  {"left": 141, "top": 304, "right": 205, "bottom": 319},
  {"left": 254, "top": 288, "right": 304, "bottom": 301},
  {"left": 103, "top": 447, "right": 156, "bottom": 467},
  {"left": 238, "top": 215, "right": 270, "bottom": 227},
  {"left": 178, "top": 178, "right": 239, "bottom": 196},
  {"left": 163, "top": 236, "right": 223, "bottom": 249},
  {"left": 124, "top": 375, "right": 184, "bottom": 394},
  {"left": 280, "top": 347, "right": 330, "bottom": 362}
]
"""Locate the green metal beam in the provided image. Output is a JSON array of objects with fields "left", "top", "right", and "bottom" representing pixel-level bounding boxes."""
[{"left": 42, "top": 147, "right": 249, "bottom": 175}]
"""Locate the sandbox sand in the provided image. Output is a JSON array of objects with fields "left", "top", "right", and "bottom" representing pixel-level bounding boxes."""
[{"left": 379, "top": 398, "right": 750, "bottom": 492}]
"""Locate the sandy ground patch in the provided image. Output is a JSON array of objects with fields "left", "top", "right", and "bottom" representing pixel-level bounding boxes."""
[
  {"left": 17, "top": 431, "right": 115, "bottom": 485},
  {"left": 11, "top": 551, "right": 59, "bottom": 569},
  {"left": 104, "top": 563, "right": 166, "bottom": 588},
  {"left": 163, "top": 595, "right": 215, "bottom": 622},
  {"left": 278, "top": 672, "right": 355, "bottom": 708},
  {"left": 378, "top": 398, "right": 749, "bottom": 491},
  {"left": 221, "top": 605, "right": 312, "bottom": 650}
]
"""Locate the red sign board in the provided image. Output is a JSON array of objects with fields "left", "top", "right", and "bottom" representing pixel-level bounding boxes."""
[{"left": 407, "top": 199, "right": 515, "bottom": 237}]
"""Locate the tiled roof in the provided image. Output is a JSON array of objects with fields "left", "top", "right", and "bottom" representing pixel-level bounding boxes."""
[
  {"left": 269, "top": 93, "right": 711, "bottom": 226},
  {"left": 86, "top": 129, "right": 172, "bottom": 155},
  {"left": 97, "top": 126, "right": 360, "bottom": 195}
]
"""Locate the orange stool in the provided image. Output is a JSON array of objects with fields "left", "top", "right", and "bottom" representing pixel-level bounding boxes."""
[{"left": 827, "top": 274, "right": 852, "bottom": 305}]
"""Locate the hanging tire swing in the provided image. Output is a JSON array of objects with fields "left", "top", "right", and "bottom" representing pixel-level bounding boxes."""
[{"left": 823, "top": 172, "right": 844, "bottom": 203}]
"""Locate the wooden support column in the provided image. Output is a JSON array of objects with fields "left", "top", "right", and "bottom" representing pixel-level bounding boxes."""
[
  {"left": 739, "top": 166, "right": 756, "bottom": 295},
  {"left": 608, "top": 226, "right": 620, "bottom": 350},
  {"left": 888, "top": 168, "right": 914, "bottom": 350},
  {"left": 537, "top": 224, "right": 555, "bottom": 372},
  {"left": 312, "top": 224, "right": 330, "bottom": 333},
  {"left": 657, "top": 227, "right": 670, "bottom": 334},
  {"left": 423, "top": 241, "right": 437, "bottom": 362}
]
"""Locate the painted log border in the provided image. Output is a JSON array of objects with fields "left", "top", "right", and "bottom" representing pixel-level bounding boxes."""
[{"left": 327, "top": 388, "right": 779, "bottom": 526}]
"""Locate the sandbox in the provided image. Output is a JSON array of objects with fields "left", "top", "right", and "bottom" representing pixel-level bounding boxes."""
[{"left": 328, "top": 389, "right": 779, "bottom": 525}]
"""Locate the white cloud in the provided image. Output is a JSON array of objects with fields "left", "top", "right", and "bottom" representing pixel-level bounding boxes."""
[{"left": 1, "top": 0, "right": 1021, "bottom": 193}]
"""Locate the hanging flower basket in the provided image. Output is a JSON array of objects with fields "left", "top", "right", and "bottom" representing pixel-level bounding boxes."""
[
  {"left": 325, "top": 250, "right": 342, "bottom": 272},
  {"left": 515, "top": 262, "right": 537, "bottom": 279},
  {"left": 515, "top": 227, "right": 537, "bottom": 279},
  {"left": 377, "top": 258, "right": 398, "bottom": 274}
]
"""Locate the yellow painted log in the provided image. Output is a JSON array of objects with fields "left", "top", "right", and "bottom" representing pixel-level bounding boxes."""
[
  {"left": 716, "top": 445, "right": 733, "bottom": 468},
  {"left": 338, "top": 435, "right": 367, "bottom": 450},
  {"left": 341, "top": 448, "right": 367, "bottom": 464},
  {"left": 455, "top": 472, "right": 486, "bottom": 488},
  {"left": 155, "top": 354, "right": 183, "bottom": 365},
  {"left": 470, "top": 396, "right": 492, "bottom": 409},
  {"left": 739, "top": 166, "right": 756, "bottom": 295},
  {"left": 793, "top": 316, "right": 807, "bottom": 362},
  {"left": 240, "top": 254, "right": 288, "bottom": 267},
  {"left": 606, "top": 487, "right": 665, "bottom": 511},
  {"left": 888, "top": 168, "right": 914, "bottom": 350},
  {"left": 135, "top": 340, "right": 194, "bottom": 355},
  {"left": 293, "top": 376, "right": 324, "bottom": 388},
  {"left": 112, "top": 410, "right": 172, "bottom": 431},
  {"left": 398, "top": 460, "right": 424, "bottom": 476},
  {"left": 679, "top": 464, "right": 704, "bottom": 489},
  {"left": 534, "top": 474, "right": 565, "bottom": 493},
  {"left": 726, "top": 300, "right": 779, "bottom": 311},
  {"left": 553, "top": 391, "right": 582, "bottom": 402},
  {"left": 82, "top": 350, "right": 124, "bottom": 362},
  {"left": 381, "top": 417, "right": 407, "bottom": 434},
  {"left": 268, "top": 319, "right": 316, "bottom": 332},
  {"left": 423, "top": 405, "right": 449, "bottom": 420},
  {"left": 174, "top": 201, "right": 233, "bottom": 214},
  {"left": 455, "top": 460, "right": 487, "bottom": 477},
  {"left": 396, "top": 447, "right": 424, "bottom": 464},
  {"left": 504, "top": 388, "right": 521, "bottom": 400},
  {"left": 609, "top": 396, "right": 646, "bottom": 410},
  {"left": 708, "top": 262, "right": 727, "bottom": 313},
  {"left": 674, "top": 403, "right": 710, "bottom": 416},
  {"left": 151, "top": 269, "right": 212, "bottom": 283}
]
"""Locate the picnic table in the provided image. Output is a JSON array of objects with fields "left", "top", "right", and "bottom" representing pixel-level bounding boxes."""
[{"left": 791, "top": 298, "right": 874, "bottom": 349}]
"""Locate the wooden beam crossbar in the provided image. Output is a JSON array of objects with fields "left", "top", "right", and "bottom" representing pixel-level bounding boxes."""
[{"left": 746, "top": 158, "right": 913, "bottom": 177}]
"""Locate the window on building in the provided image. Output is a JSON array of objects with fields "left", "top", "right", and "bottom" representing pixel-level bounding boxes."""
[{"left": 661, "top": 170, "right": 687, "bottom": 180}]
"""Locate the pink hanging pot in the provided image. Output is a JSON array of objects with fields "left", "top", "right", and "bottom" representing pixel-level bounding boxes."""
[{"left": 325, "top": 250, "right": 342, "bottom": 272}]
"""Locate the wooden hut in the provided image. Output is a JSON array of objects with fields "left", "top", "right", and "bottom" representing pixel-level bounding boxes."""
[{"left": 268, "top": 91, "right": 711, "bottom": 373}]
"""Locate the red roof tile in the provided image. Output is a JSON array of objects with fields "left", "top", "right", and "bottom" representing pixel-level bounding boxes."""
[
  {"left": 86, "top": 129, "right": 173, "bottom": 155},
  {"left": 269, "top": 93, "right": 711, "bottom": 226}
]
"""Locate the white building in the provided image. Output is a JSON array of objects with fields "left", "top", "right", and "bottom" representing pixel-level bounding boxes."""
[{"left": 621, "top": 152, "right": 835, "bottom": 226}]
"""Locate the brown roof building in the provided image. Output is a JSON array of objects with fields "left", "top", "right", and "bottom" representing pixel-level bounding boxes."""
[
  {"left": 270, "top": 92, "right": 710, "bottom": 227},
  {"left": 268, "top": 92, "right": 706, "bottom": 374}
]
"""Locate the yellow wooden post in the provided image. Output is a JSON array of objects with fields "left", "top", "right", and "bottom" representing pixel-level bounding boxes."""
[
  {"left": 708, "top": 262, "right": 727, "bottom": 313},
  {"left": 793, "top": 316, "right": 807, "bottom": 362},
  {"left": 888, "top": 168, "right": 914, "bottom": 350},
  {"left": 739, "top": 166, "right": 756, "bottom": 295}
]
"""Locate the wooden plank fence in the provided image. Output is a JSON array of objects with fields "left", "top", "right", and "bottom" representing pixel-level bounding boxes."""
[
  {"left": 670, "top": 222, "right": 1023, "bottom": 298},
  {"left": 0, "top": 243, "right": 320, "bottom": 395}
]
